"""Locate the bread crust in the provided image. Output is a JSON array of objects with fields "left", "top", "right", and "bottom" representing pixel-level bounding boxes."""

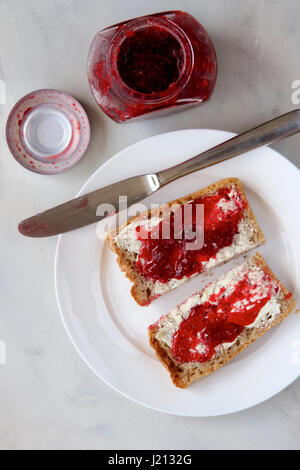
[
  {"left": 149, "top": 252, "right": 296, "bottom": 388},
  {"left": 107, "top": 178, "right": 265, "bottom": 306}
]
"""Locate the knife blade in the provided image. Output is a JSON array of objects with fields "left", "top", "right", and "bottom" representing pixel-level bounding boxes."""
[
  {"left": 19, "top": 110, "right": 300, "bottom": 238},
  {"left": 18, "top": 174, "right": 160, "bottom": 237}
]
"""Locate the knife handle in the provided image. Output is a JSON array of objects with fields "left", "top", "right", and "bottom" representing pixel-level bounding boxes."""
[{"left": 158, "top": 109, "right": 300, "bottom": 185}]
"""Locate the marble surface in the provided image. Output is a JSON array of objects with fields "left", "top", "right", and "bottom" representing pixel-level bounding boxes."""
[{"left": 0, "top": 0, "right": 299, "bottom": 450}]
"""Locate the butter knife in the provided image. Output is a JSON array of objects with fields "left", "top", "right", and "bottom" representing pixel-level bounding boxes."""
[{"left": 19, "top": 110, "right": 300, "bottom": 237}]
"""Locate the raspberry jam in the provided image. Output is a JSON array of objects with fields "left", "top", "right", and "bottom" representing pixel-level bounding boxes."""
[
  {"left": 135, "top": 187, "right": 246, "bottom": 283},
  {"left": 88, "top": 11, "right": 217, "bottom": 123},
  {"left": 172, "top": 269, "right": 276, "bottom": 364},
  {"left": 117, "top": 27, "right": 184, "bottom": 94}
]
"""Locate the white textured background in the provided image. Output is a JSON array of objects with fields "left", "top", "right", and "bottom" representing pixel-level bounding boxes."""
[{"left": 0, "top": 0, "right": 299, "bottom": 450}]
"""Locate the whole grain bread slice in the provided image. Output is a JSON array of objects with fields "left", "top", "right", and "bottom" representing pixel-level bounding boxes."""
[
  {"left": 149, "top": 252, "right": 296, "bottom": 388},
  {"left": 107, "top": 178, "right": 265, "bottom": 306}
]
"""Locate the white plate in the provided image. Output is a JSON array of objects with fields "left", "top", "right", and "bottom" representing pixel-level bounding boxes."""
[{"left": 55, "top": 129, "right": 300, "bottom": 417}]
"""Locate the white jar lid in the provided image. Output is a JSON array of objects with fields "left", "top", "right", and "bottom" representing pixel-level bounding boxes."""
[
  {"left": 22, "top": 104, "right": 73, "bottom": 160},
  {"left": 6, "top": 89, "right": 90, "bottom": 174}
]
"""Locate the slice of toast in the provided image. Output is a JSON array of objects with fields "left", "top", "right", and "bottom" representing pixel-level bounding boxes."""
[
  {"left": 149, "top": 252, "right": 296, "bottom": 388},
  {"left": 107, "top": 178, "right": 265, "bottom": 306}
]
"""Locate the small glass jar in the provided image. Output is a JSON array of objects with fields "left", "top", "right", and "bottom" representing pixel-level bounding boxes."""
[{"left": 87, "top": 11, "right": 218, "bottom": 123}]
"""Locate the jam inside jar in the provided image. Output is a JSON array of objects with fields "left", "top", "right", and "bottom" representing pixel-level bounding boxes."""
[
  {"left": 116, "top": 26, "right": 185, "bottom": 94},
  {"left": 88, "top": 11, "right": 218, "bottom": 123}
]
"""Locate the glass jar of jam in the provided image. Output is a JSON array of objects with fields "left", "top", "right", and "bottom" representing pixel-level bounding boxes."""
[{"left": 87, "top": 11, "right": 217, "bottom": 123}]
